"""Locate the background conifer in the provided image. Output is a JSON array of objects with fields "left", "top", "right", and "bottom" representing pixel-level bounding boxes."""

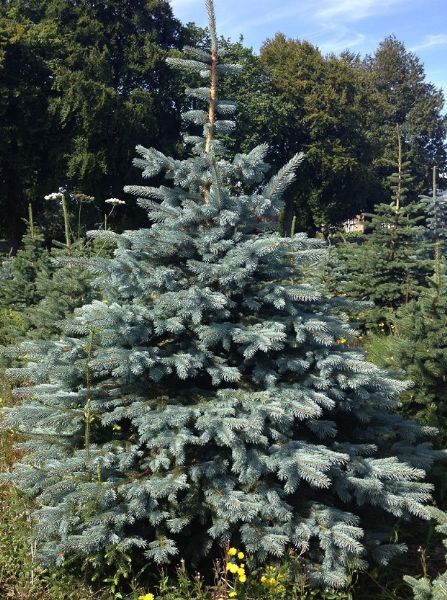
[{"left": 335, "top": 128, "right": 431, "bottom": 331}]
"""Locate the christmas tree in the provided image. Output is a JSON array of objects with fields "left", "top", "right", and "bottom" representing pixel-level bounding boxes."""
[
  {"left": 335, "top": 129, "right": 431, "bottom": 331},
  {"left": 0, "top": 205, "right": 50, "bottom": 343},
  {"left": 1, "top": 1, "right": 444, "bottom": 589},
  {"left": 381, "top": 176, "right": 447, "bottom": 438}
]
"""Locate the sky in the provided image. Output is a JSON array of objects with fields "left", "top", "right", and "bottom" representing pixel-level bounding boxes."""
[{"left": 169, "top": 0, "right": 447, "bottom": 103}]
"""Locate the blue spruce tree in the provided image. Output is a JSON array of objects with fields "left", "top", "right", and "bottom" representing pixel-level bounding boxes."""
[{"left": 1, "top": 0, "right": 445, "bottom": 589}]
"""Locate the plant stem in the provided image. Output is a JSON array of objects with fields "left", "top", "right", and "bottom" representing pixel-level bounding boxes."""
[
  {"left": 28, "top": 203, "right": 34, "bottom": 239},
  {"left": 61, "top": 194, "right": 72, "bottom": 254}
]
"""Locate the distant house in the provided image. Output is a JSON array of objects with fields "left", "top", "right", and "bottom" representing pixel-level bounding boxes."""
[{"left": 342, "top": 214, "right": 365, "bottom": 233}]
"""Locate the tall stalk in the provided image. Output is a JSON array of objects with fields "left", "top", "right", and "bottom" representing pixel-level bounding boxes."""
[{"left": 61, "top": 193, "right": 72, "bottom": 254}]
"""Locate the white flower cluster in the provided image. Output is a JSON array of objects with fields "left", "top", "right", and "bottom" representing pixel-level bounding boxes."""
[
  {"left": 105, "top": 198, "right": 126, "bottom": 206},
  {"left": 44, "top": 192, "right": 64, "bottom": 201}
]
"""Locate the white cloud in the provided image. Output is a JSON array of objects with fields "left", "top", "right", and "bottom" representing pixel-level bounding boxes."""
[
  {"left": 316, "top": 0, "right": 407, "bottom": 22},
  {"left": 411, "top": 34, "right": 447, "bottom": 51},
  {"left": 319, "top": 32, "right": 366, "bottom": 53}
]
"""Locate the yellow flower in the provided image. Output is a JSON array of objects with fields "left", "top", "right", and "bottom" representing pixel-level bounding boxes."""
[
  {"left": 228, "top": 547, "right": 238, "bottom": 556},
  {"left": 237, "top": 551, "right": 244, "bottom": 559},
  {"left": 227, "top": 563, "right": 239, "bottom": 574},
  {"left": 238, "top": 574, "right": 247, "bottom": 583},
  {"left": 269, "top": 577, "right": 276, "bottom": 585},
  {"left": 138, "top": 594, "right": 155, "bottom": 600},
  {"left": 237, "top": 567, "right": 245, "bottom": 577},
  {"left": 229, "top": 592, "right": 238, "bottom": 598},
  {"left": 278, "top": 584, "right": 285, "bottom": 592},
  {"left": 337, "top": 337, "right": 347, "bottom": 345},
  {"left": 261, "top": 575, "right": 267, "bottom": 583}
]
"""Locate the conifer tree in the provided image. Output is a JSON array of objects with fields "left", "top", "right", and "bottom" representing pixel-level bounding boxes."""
[
  {"left": 404, "top": 507, "right": 447, "bottom": 599},
  {"left": 0, "top": 205, "right": 50, "bottom": 342},
  {"left": 1, "top": 1, "right": 445, "bottom": 589},
  {"left": 381, "top": 175, "right": 447, "bottom": 437},
  {"left": 336, "top": 128, "right": 431, "bottom": 330},
  {"left": 25, "top": 191, "right": 101, "bottom": 340}
]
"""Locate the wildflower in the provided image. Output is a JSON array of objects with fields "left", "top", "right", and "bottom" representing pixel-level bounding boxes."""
[
  {"left": 72, "top": 192, "right": 95, "bottom": 203},
  {"left": 337, "top": 337, "right": 347, "bottom": 345},
  {"left": 260, "top": 575, "right": 267, "bottom": 583},
  {"left": 105, "top": 197, "right": 126, "bottom": 205},
  {"left": 226, "top": 563, "right": 239, "bottom": 574},
  {"left": 269, "top": 577, "right": 276, "bottom": 585},
  {"left": 238, "top": 574, "right": 246, "bottom": 583},
  {"left": 138, "top": 594, "right": 155, "bottom": 600},
  {"left": 237, "top": 567, "right": 245, "bottom": 577},
  {"left": 228, "top": 547, "right": 238, "bottom": 556},
  {"left": 229, "top": 593, "right": 237, "bottom": 599},
  {"left": 44, "top": 192, "right": 64, "bottom": 201},
  {"left": 237, "top": 551, "right": 244, "bottom": 560}
]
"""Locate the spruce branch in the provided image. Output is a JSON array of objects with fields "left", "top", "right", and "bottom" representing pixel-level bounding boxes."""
[{"left": 262, "top": 152, "right": 305, "bottom": 205}]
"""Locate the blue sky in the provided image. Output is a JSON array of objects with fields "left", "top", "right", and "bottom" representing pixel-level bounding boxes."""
[{"left": 169, "top": 0, "right": 447, "bottom": 104}]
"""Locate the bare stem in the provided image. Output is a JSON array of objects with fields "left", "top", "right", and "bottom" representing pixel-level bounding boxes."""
[
  {"left": 395, "top": 124, "right": 402, "bottom": 214},
  {"left": 28, "top": 203, "right": 34, "bottom": 239},
  {"left": 61, "top": 194, "right": 72, "bottom": 254}
]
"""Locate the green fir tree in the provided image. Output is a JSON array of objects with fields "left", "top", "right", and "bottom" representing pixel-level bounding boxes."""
[
  {"left": 336, "top": 128, "right": 431, "bottom": 331},
  {"left": 404, "top": 507, "right": 447, "bottom": 599},
  {"left": 0, "top": 205, "right": 50, "bottom": 343},
  {"left": 377, "top": 177, "right": 447, "bottom": 438},
  {"left": 1, "top": 1, "right": 445, "bottom": 590}
]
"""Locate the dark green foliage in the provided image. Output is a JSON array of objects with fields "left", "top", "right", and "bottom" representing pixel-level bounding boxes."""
[
  {"left": 365, "top": 36, "right": 447, "bottom": 198},
  {"left": 336, "top": 201, "right": 431, "bottom": 329},
  {"left": 255, "top": 36, "right": 380, "bottom": 234},
  {"left": 333, "top": 136, "right": 431, "bottom": 331},
  {"left": 0, "top": 221, "right": 50, "bottom": 342},
  {"left": 0, "top": 0, "right": 186, "bottom": 244},
  {"left": 27, "top": 244, "right": 98, "bottom": 340},
  {"left": 390, "top": 282, "right": 447, "bottom": 436},
  {"left": 405, "top": 507, "right": 447, "bottom": 599}
]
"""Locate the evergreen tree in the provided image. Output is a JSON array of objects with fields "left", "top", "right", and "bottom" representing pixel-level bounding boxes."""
[
  {"left": 1, "top": 0, "right": 187, "bottom": 244},
  {"left": 0, "top": 206, "right": 51, "bottom": 341},
  {"left": 335, "top": 130, "right": 431, "bottom": 330},
  {"left": 377, "top": 181, "right": 447, "bottom": 437},
  {"left": 364, "top": 36, "right": 447, "bottom": 198},
  {"left": 1, "top": 1, "right": 444, "bottom": 589},
  {"left": 404, "top": 507, "right": 447, "bottom": 599},
  {"left": 389, "top": 284, "right": 447, "bottom": 437}
]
